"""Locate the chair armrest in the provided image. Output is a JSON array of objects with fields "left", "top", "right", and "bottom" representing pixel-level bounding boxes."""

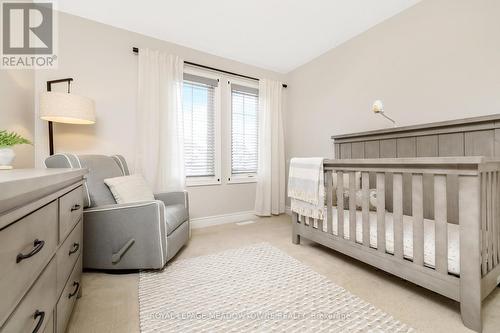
[
  {"left": 154, "top": 191, "right": 188, "bottom": 209},
  {"left": 84, "top": 200, "right": 164, "bottom": 213},
  {"left": 82, "top": 200, "right": 167, "bottom": 269}
]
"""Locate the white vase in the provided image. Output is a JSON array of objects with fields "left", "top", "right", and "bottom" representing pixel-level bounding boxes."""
[{"left": 0, "top": 147, "right": 15, "bottom": 169}]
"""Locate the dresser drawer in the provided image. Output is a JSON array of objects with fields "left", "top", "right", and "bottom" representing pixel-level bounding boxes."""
[
  {"left": 56, "top": 255, "right": 82, "bottom": 333},
  {"left": 1, "top": 259, "right": 57, "bottom": 333},
  {"left": 0, "top": 201, "right": 58, "bottom": 327},
  {"left": 56, "top": 220, "right": 82, "bottom": 297},
  {"left": 59, "top": 186, "right": 83, "bottom": 242},
  {"left": 42, "top": 311, "right": 54, "bottom": 333}
]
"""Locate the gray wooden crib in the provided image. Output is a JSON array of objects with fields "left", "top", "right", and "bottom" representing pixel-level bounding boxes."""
[{"left": 291, "top": 115, "right": 500, "bottom": 332}]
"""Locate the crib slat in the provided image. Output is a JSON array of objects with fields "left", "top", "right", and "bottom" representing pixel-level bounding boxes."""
[
  {"left": 492, "top": 171, "right": 497, "bottom": 269},
  {"left": 495, "top": 172, "right": 500, "bottom": 264},
  {"left": 292, "top": 212, "right": 300, "bottom": 244},
  {"left": 494, "top": 171, "right": 498, "bottom": 267},
  {"left": 362, "top": 172, "right": 370, "bottom": 247},
  {"left": 481, "top": 173, "right": 488, "bottom": 276},
  {"left": 459, "top": 174, "right": 482, "bottom": 330},
  {"left": 495, "top": 172, "right": 499, "bottom": 267},
  {"left": 325, "top": 170, "right": 333, "bottom": 234},
  {"left": 487, "top": 172, "right": 493, "bottom": 272},
  {"left": 349, "top": 171, "right": 356, "bottom": 243},
  {"left": 376, "top": 173, "right": 386, "bottom": 253},
  {"left": 412, "top": 174, "right": 424, "bottom": 266},
  {"left": 337, "top": 171, "right": 344, "bottom": 238},
  {"left": 434, "top": 174, "right": 448, "bottom": 274},
  {"left": 393, "top": 173, "right": 404, "bottom": 259},
  {"left": 497, "top": 171, "right": 500, "bottom": 266}
]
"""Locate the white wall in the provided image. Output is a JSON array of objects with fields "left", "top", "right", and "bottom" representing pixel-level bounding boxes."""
[
  {"left": 33, "top": 0, "right": 500, "bottom": 217},
  {"left": 34, "top": 13, "right": 285, "bottom": 219},
  {"left": 286, "top": 0, "right": 500, "bottom": 164},
  {"left": 0, "top": 70, "right": 34, "bottom": 168}
]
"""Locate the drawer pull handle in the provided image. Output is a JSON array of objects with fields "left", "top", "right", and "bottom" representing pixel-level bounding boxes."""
[
  {"left": 16, "top": 239, "right": 45, "bottom": 263},
  {"left": 69, "top": 242, "right": 80, "bottom": 255},
  {"left": 71, "top": 204, "right": 81, "bottom": 212},
  {"left": 32, "top": 310, "right": 45, "bottom": 333},
  {"left": 68, "top": 281, "right": 80, "bottom": 299}
]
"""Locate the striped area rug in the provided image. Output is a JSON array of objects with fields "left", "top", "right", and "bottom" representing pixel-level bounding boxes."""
[{"left": 139, "top": 243, "right": 413, "bottom": 332}]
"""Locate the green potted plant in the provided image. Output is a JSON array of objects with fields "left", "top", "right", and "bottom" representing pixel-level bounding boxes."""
[{"left": 0, "top": 130, "right": 32, "bottom": 169}]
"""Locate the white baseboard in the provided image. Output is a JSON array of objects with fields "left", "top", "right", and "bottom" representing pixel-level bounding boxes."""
[
  {"left": 190, "top": 210, "right": 257, "bottom": 229},
  {"left": 285, "top": 206, "right": 292, "bottom": 216}
]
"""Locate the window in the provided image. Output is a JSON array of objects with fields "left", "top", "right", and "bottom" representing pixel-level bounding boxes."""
[
  {"left": 181, "top": 69, "right": 259, "bottom": 187},
  {"left": 229, "top": 80, "right": 259, "bottom": 183},
  {"left": 182, "top": 70, "right": 221, "bottom": 185}
]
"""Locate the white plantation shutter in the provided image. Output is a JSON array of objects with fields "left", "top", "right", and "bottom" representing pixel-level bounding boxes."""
[
  {"left": 183, "top": 74, "right": 218, "bottom": 177},
  {"left": 231, "top": 84, "right": 259, "bottom": 175}
]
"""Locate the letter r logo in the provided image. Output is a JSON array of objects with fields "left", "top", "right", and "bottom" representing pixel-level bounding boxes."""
[{"left": 2, "top": 2, "right": 53, "bottom": 54}]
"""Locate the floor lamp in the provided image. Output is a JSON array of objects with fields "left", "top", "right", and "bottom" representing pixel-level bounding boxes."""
[{"left": 40, "top": 78, "right": 96, "bottom": 155}]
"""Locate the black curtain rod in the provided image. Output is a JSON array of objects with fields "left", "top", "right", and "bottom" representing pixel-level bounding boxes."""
[{"left": 132, "top": 47, "right": 287, "bottom": 88}]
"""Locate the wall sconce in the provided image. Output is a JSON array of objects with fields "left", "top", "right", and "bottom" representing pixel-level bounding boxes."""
[{"left": 372, "top": 100, "right": 396, "bottom": 126}]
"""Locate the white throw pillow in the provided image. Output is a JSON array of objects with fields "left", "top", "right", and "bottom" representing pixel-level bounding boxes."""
[{"left": 104, "top": 174, "right": 155, "bottom": 204}]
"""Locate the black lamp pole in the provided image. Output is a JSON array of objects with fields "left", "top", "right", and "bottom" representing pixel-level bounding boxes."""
[{"left": 46, "top": 78, "right": 73, "bottom": 155}]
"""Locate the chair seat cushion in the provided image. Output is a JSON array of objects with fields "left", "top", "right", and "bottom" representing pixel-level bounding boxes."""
[{"left": 164, "top": 204, "right": 188, "bottom": 235}]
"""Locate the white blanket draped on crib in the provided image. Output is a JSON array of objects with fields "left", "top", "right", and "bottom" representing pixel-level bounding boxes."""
[{"left": 288, "top": 157, "right": 326, "bottom": 220}]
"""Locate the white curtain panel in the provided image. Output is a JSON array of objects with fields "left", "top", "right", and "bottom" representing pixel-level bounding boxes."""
[
  {"left": 254, "top": 79, "right": 285, "bottom": 216},
  {"left": 135, "top": 48, "right": 185, "bottom": 192}
]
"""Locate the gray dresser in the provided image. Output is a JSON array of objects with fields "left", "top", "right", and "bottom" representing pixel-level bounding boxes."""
[{"left": 0, "top": 169, "right": 87, "bottom": 333}]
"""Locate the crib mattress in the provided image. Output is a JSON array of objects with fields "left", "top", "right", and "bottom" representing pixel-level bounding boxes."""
[{"left": 310, "top": 208, "right": 460, "bottom": 275}]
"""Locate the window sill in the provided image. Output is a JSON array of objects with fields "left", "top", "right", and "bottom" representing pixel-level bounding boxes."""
[
  {"left": 186, "top": 178, "right": 221, "bottom": 187},
  {"left": 227, "top": 175, "right": 257, "bottom": 184}
]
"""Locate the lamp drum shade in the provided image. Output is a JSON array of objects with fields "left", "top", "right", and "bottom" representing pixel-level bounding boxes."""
[{"left": 40, "top": 92, "right": 96, "bottom": 124}]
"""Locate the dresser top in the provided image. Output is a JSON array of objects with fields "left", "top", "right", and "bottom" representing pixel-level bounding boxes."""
[
  {"left": 0, "top": 168, "right": 87, "bottom": 218},
  {"left": 0, "top": 168, "right": 87, "bottom": 187}
]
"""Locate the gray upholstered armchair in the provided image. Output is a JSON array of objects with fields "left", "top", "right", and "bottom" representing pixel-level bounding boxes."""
[{"left": 45, "top": 154, "right": 189, "bottom": 270}]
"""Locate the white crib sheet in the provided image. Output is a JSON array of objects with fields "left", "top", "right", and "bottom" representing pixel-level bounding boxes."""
[{"left": 308, "top": 208, "right": 460, "bottom": 275}]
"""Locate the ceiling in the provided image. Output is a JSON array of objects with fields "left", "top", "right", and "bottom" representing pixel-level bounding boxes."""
[{"left": 56, "top": 0, "right": 421, "bottom": 73}]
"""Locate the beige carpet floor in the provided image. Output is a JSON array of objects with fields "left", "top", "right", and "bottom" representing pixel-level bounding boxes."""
[{"left": 67, "top": 215, "right": 500, "bottom": 333}]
